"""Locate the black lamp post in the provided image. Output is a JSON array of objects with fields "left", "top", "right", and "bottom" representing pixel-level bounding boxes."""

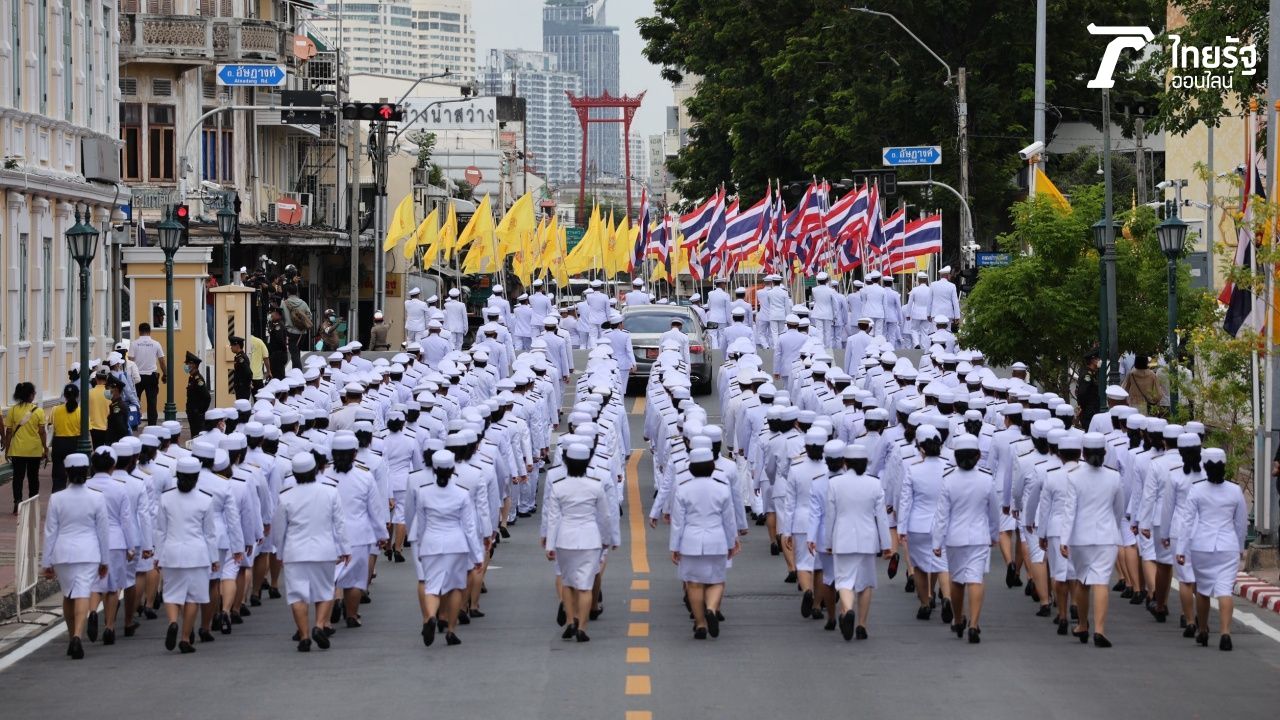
[
  {"left": 65, "top": 206, "right": 100, "bottom": 454},
  {"left": 1090, "top": 218, "right": 1112, "bottom": 408},
  {"left": 1157, "top": 208, "right": 1189, "bottom": 418},
  {"left": 217, "top": 195, "right": 237, "bottom": 285},
  {"left": 156, "top": 208, "right": 185, "bottom": 421}
]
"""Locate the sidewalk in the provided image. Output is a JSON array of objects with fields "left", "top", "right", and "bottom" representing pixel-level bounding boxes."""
[
  {"left": 0, "top": 461, "right": 57, "bottom": 601},
  {"left": 1237, "top": 568, "right": 1280, "bottom": 613}
]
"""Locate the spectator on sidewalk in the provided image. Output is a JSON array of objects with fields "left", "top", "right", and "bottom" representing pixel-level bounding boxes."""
[
  {"left": 370, "top": 310, "right": 391, "bottom": 350},
  {"left": 105, "top": 375, "right": 130, "bottom": 445},
  {"left": 247, "top": 334, "right": 270, "bottom": 391},
  {"left": 282, "top": 284, "right": 314, "bottom": 370},
  {"left": 50, "top": 385, "right": 82, "bottom": 493},
  {"left": 129, "top": 323, "right": 167, "bottom": 426},
  {"left": 88, "top": 368, "right": 111, "bottom": 448},
  {"left": 266, "top": 309, "right": 289, "bottom": 380},
  {"left": 3, "top": 381, "right": 48, "bottom": 514},
  {"left": 1121, "top": 355, "right": 1163, "bottom": 415}
]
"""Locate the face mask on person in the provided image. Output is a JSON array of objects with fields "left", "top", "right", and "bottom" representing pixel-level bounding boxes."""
[
  {"left": 177, "top": 471, "right": 199, "bottom": 493},
  {"left": 954, "top": 449, "right": 980, "bottom": 471}
]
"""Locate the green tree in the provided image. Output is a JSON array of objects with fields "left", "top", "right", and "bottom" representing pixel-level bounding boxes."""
[
  {"left": 959, "top": 185, "right": 1214, "bottom": 397},
  {"left": 639, "top": 0, "right": 1162, "bottom": 259},
  {"left": 1047, "top": 147, "right": 1138, "bottom": 203}
]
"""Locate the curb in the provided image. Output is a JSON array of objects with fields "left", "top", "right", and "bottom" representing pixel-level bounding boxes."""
[{"left": 1235, "top": 572, "right": 1280, "bottom": 614}]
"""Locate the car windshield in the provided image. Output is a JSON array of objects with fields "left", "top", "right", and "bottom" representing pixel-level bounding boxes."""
[{"left": 624, "top": 313, "right": 690, "bottom": 335}]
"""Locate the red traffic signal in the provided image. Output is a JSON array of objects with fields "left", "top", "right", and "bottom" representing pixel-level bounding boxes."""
[
  {"left": 341, "top": 102, "right": 403, "bottom": 122},
  {"left": 174, "top": 203, "right": 190, "bottom": 230}
]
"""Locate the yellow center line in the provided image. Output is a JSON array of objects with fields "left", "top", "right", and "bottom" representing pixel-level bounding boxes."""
[
  {"left": 626, "top": 712, "right": 653, "bottom": 720},
  {"left": 625, "top": 450, "right": 650, "bottom": 575},
  {"left": 631, "top": 394, "right": 646, "bottom": 414},
  {"left": 625, "top": 675, "right": 652, "bottom": 696},
  {"left": 630, "top": 579, "right": 650, "bottom": 590},
  {"left": 630, "top": 598, "right": 650, "bottom": 613},
  {"left": 626, "top": 647, "right": 651, "bottom": 663},
  {"left": 627, "top": 622, "right": 650, "bottom": 638}
]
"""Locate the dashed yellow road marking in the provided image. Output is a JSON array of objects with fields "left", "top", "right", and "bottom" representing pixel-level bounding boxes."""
[
  {"left": 630, "top": 579, "right": 650, "bottom": 590},
  {"left": 625, "top": 675, "right": 652, "bottom": 696},
  {"left": 625, "top": 450, "right": 649, "bottom": 574},
  {"left": 631, "top": 395, "right": 646, "bottom": 414},
  {"left": 630, "top": 598, "right": 650, "bottom": 613},
  {"left": 627, "top": 622, "right": 650, "bottom": 638},
  {"left": 625, "top": 712, "right": 653, "bottom": 720},
  {"left": 626, "top": 646, "right": 651, "bottom": 663}
]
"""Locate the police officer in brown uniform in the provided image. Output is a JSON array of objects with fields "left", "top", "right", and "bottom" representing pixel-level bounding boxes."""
[{"left": 185, "top": 352, "right": 211, "bottom": 436}]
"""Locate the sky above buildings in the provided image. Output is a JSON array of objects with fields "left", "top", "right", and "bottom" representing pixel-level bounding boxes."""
[{"left": 471, "top": 0, "right": 668, "bottom": 138}]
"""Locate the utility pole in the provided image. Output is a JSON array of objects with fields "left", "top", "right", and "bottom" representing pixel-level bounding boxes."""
[
  {"left": 348, "top": 118, "right": 362, "bottom": 345},
  {"left": 1032, "top": 0, "right": 1046, "bottom": 175},
  {"left": 374, "top": 100, "right": 390, "bottom": 316},
  {"left": 1134, "top": 111, "right": 1147, "bottom": 204},
  {"left": 1263, "top": 0, "right": 1280, "bottom": 542},
  {"left": 957, "top": 66, "right": 971, "bottom": 258},
  {"left": 1102, "top": 88, "right": 1120, "bottom": 388}
]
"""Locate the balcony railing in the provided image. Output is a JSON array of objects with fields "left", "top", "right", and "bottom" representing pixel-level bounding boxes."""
[{"left": 119, "top": 14, "right": 290, "bottom": 66}]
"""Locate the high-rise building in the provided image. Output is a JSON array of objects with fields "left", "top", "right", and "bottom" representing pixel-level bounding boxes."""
[
  {"left": 542, "top": 0, "right": 621, "bottom": 179},
  {"left": 628, "top": 132, "right": 649, "bottom": 189},
  {"left": 313, "top": 0, "right": 474, "bottom": 83},
  {"left": 480, "top": 50, "right": 582, "bottom": 187}
]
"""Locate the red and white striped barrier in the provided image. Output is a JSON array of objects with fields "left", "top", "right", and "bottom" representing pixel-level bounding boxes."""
[{"left": 1235, "top": 573, "right": 1280, "bottom": 613}]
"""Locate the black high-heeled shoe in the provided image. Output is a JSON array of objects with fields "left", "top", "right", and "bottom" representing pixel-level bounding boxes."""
[
  {"left": 1183, "top": 623, "right": 1198, "bottom": 639},
  {"left": 1093, "top": 633, "right": 1112, "bottom": 648},
  {"left": 1195, "top": 630, "right": 1209, "bottom": 646},
  {"left": 1073, "top": 627, "right": 1089, "bottom": 643},
  {"left": 967, "top": 627, "right": 981, "bottom": 644},
  {"left": 1057, "top": 619, "right": 1069, "bottom": 636},
  {"left": 1219, "top": 634, "right": 1232, "bottom": 651}
]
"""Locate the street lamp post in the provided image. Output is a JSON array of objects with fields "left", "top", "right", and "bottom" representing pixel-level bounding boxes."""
[
  {"left": 65, "top": 206, "right": 100, "bottom": 454},
  {"left": 156, "top": 208, "right": 185, "bottom": 422},
  {"left": 1101, "top": 89, "right": 1120, "bottom": 387},
  {"left": 217, "top": 195, "right": 238, "bottom": 285},
  {"left": 1090, "top": 218, "right": 1116, "bottom": 408},
  {"left": 1157, "top": 207, "right": 1189, "bottom": 418}
]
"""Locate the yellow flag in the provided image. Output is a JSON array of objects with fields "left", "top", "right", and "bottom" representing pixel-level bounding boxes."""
[
  {"left": 440, "top": 203, "right": 459, "bottom": 260},
  {"left": 552, "top": 223, "right": 569, "bottom": 286},
  {"left": 1033, "top": 167, "right": 1071, "bottom": 213},
  {"left": 461, "top": 195, "right": 499, "bottom": 274},
  {"left": 610, "top": 214, "right": 631, "bottom": 276},
  {"left": 537, "top": 214, "right": 560, "bottom": 273},
  {"left": 410, "top": 208, "right": 441, "bottom": 265},
  {"left": 566, "top": 205, "right": 604, "bottom": 275},
  {"left": 515, "top": 216, "right": 542, "bottom": 286},
  {"left": 496, "top": 192, "right": 535, "bottom": 258},
  {"left": 383, "top": 194, "right": 416, "bottom": 252}
]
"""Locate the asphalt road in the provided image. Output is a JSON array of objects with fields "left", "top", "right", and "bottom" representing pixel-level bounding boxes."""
[{"left": 1, "top": 357, "right": 1278, "bottom": 718}]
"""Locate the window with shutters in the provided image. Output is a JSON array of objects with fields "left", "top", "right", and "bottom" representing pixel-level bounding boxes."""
[
  {"left": 11, "top": 0, "right": 20, "bottom": 107},
  {"left": 151, "top": 78, "right": 172, "bottom": 97},
  {"left": 145, "top": 0, "right": 174, "bottom": 14},
  {"left": 42, "top": 237, "right": 53, "bottom": 341},
  {"left": 119, "top": 77, "right": 138, "bottom": 97},
  {"left": 202, "top": 114, "right": 233, "bottom": 183},
  {"left": 38, "top": 0, "right": 48, "bottom": 114},
  {"left": 63, "top": 2, "right": 72, "bottom": 120},
  {"left": 120, "top": 103, "right": 142, "bottom": 181},
  {"left": 84, "top": 1, "right": 94, "bottom": 125},
  {"left": 119, "top": 0, "right": 138, "bottom": 11},
  {"left": 198, "top": 0, "right": 232, "bottom": 17},
  {"left": 148, "top": 104, "right": 176, "bottom": 181},
  {"left": 65, "top": 249, "right": 76, "bottom": 337},
  {"left": 18, "top": 234, "right": 29, "bottom": 342}
]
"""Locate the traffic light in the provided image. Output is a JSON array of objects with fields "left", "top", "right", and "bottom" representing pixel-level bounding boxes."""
[
  {"left": 341, "top": 102, "right": 403, "bottom": 122},
  {"left": 174, "top": 203, "right": 190, "bottom": 233}
]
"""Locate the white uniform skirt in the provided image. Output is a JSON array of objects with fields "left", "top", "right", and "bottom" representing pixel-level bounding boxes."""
[
  {"left": 762, "top": 482, "right": 777, "bottom": 514},
  {"left": 218, "top": 548, "right": 241, "bottom": 581},
  {"left": 818, "top": 551, "right": 834, "bottom": 584},
  {"left": 1173, "top": 550, "right": 1196, "bottom": 584},
  {"left": 556, "top": 548, "right": 602, "bottom": 591},
  {"left": 1021, "top": 527, "right": 1045, "bottom": 563},
  {"left": 947, "top": 544, "right": 991, "bottom": 585},
  {"left": 335, "top": 544, "right": 371, "bottom": 590},
  {"left": 161, "top": 566, "right": 211, "bottom": 605},
  {"left": 833, "top": 553, "right": 877, "bottom": 592},
  {"left": 1153, "top": 529, "right": 1176, "bottom": 564},
  {"left": 1189, "top": 550, "right": 1239, "bottom": 598},
  {"left": 678, "top": 554, "right": 728, "bottom": 584},
  {"left": 1119, "top": 522, "right": 1136, "bottom": 547},
  {"left": 284, "top": 560, "right": 336, "bottom": 605},
  {"left": 391, "top": 490, "right": 407, "bottom": 524},
  {"left": 908, "top": 532, "right": 947, "bottom": 573},
  {"left": 92, "top": 549, "right": 131, "bottom": 593},
  {"left": 793, "top": 532, "right": 814, "bottom": 572},
  {"left": 1137, "top": 531, "right": 1156, "bottom": 561},
  {"left": 54, "top": 562, "right": 99, "bottom": 599},
  {"left": 420, "top": 552, "right": 470, "bottom": 595},
  {"left": 1047, "top": 537, "right": 1076, "bottom": 582},
  {"left": 257, "top": 533, "right": 276, "bottom": 555},
  {"left": 1070, "top": 544, "right": 1118, "bottom": 586},
  {"left": 999, "top": 512, "right": 1017, "bottom": 533}
]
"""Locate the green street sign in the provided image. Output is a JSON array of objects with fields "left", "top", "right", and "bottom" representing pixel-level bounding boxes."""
[{"left": 565, "top": 227, "right": 585, "bottom": 252}]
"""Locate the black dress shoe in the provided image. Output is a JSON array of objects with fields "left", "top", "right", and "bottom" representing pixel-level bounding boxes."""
[
  {"left": 446, "top": 632, "right": 462, "bottom": 646},
  {"left": 457, "top": 611, "right": 471, "bottom": 625},
  {"left": 219, "top": 612, "right": 232, "bottom": 635},
  {"left": 940, "top": 599, "right": 954, "bottom": 624},
  {"left": 238, "top": 605, "right": 251, "bottom": 617},
  {"left": 706, "top": 608, "right": 720, "bottom": 638},
  {"left": 576, "top": 630, "right": 590, "bottom": 642},
  {"left": 769, "top": 542, "right": 780, "bottom": 556},
  {"left": 810, "top": 608, "right": 824, "bottom": 621},
  {"left": 1093, "top": 633, "right": 1112, "bottom": 648},
  {"left": 754, "top": 515, "right": 766, "bottom": 526},
  {"left": 178, "top": 640, "right": 196, "bottom": 654},
  {"left": 823, "top": 616, "right": 837, "bottom": 631},
  {"left": 422, "top": 620, "right": 436, "bottom": 646},
  {"left": 124, "top": 623, "right": 139, "bottom": 637},
  {"left": 800, "top": 590, "right": 814, "bottom": 618},
  {"left": 249, "top": 596, "right": 262, "bottom": 607},
  {"left": 324, "top": 626, "right": 336, "bottom": 636},
  {"left": 1024, "top": 578, "right": 1034, "bottom": 597},
  {"left": 345, "top": 616, "right": 362, "bottom": 628},
  {"left": 102, "top": 628, "right": 115, "bottom": 645},
  {"left": 1069, "top": 605, "right": 1078, "bottom": 621},
  {"left": 887, "top": 553, "right": 900, "bottom": 579},
  {"left": 839, "top": 610, "right": 855, "bottom": 641},
  {"left": 361, "top": 592, "right": 372, "bottom": 604},
  {"left": 904, "top": 577, "right": 916, "bottom": 593},
  {"left": 1057, "top": 619, "right": 1069, "bottom": 635},
  {"left": 292, "top": 631, "right": 302, "bottom": 642},
  {"left": 1073, "top": 628, "right": 1089, "bottom": 643},
  {"left": 393, "top": 551, "right": 406, "bottom": 563},
  {"left": 165, "top": 623, "right": 179, "bottom": 651},
  {"left": 1153, "top": 607, "right": 1169, "bottom": 623},
  {"left": 499, "top": 526, "right": 511, "bottom": 539},
  {"left": 69, "top": 636, "right": 84, "bottom": 660},
  {"left": 1219, "top": 634, "right": 1232, "bottom": 651},
  {"left": 562, "top": 622, "right": 577, "bottom": 640},
  {"left": 968, "top": 627, "right": 981, "bottom": 644},
  {"left": 714, "top": 610, "right": 725, "bottom": 622},
  {"left": 199, "top": 628, "right": 215, "bottom": 643},
  {"left": 556, "top": 603, "right": 567, "bottom": 627},
  {"left": 311, "top": 626, "right": 330, "bottom": 650},
  {"left": 230, "top": 612, "right": 244, "bottom": 625},
  {"left": 1005, "top": 563, "right": 1018, "bottom": 588},
  {"left": 268, "top": 586, "right": 282, "bottom": 599},
  {"left": 589, "top": 607, "right": 602, "bottom": 621},
  {"left": 1129, "top": 589, "right": 1147, "bottom": 605},
  {"left": 1196, "top": 630, "right": 1209, "bottom": 646},
  {"left": 1112, "top": 579, "right": 1126, "bottom": 592},
  {"left": 1183, "top": 623, "right": 1198, "bottom": 639},
  {"left": 1035, "top": 605, "right": 1052, "bottom": 617},
  {"left": 87, "top": 612, "right": 98, "bottom": 642},
  {"left": 855, "top": 625, "right": 868, "bottom": 640},
  {"left": 297, "top": 638, "right": 312, "bottom": 652},
  {"left": 469, "top": 609, "right": 486, "bottom": 618},
  {"left": 1120, "top": 587, "right": 1134, "bottom": 599},
  {"left": 330, "top": 600, "right": 345, "bottom": 624},
  {"left": 693, "top": 627, "right": 707, "bottom": 640},
  {"left": 784, "top": 571, "right": 797, "bottom": 584},
  {"left": 916, "top": 605, "right": 932, "bottom": 621},
  {"left": 143, "top": 608, "right": 158, "bottom": 620}
]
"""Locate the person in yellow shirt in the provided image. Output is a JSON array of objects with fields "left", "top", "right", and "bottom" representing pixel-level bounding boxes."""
[
  {"left": 49, "top": 385, "right": 82, "bottom": 493},
  {"left": 87, "top": 368, "right": 111, "bottom": 449},
  {"left": 248, "top": 334, "right": 270, "bottom": 390},
  {"left": 3, "top": 381, "right": 47, "bottom": 514}
]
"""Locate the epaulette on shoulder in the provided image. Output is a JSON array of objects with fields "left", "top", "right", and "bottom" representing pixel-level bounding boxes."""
[
  {"left": 199, "top": 489, "right": 214, "bottom": 497},
  {"left": 977, "top": 468, "right": 992, "bottom": 475},
  {"left": 943, "top": 468, "right": 955, "bottom": 476},
  {"left": 355, "top": 462, "right": 369, "bottom": 471},
  {"left": 162, "top": 487, "right": 175, "bottom": 493},
  {"left": 322, "top": 481, "right": 338, "bottom": 488},
  {"left": 714, "top": 476, "right": 727, "bottom": 484}
]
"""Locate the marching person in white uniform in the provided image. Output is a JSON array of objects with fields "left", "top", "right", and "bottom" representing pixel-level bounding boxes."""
[
  {"left": 1178, "top": 447, "right": 1247, "bottom": 651},
  {"left": 819, "top": 442, "right": 893, "bottom": 641},
  {"left": 155, "top": 457, "right": 220, "bottom": 654},
  {"left": 1060, "top": 432, "right": 1126, "bottom": 649},
  {"left": 928, "top": 266, "right": 961, "bottom": 325},
  {"left": 931, "top": 434, "right": 1000, "bottom": 644},
  {"left": 906, "top": 273, "right": 933, "bottom": 348},
  {"left": 41, "top": 453, "right": 110, "bottom": 660},
  {"left": 810, "top": 272, "right": 841, "bottom": 351},
  {"left": 543, "top": 443, "right": 612, "bottom": 643},
  {"left": 669, "top": 447, "right": 740, "bottom": 640}
]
